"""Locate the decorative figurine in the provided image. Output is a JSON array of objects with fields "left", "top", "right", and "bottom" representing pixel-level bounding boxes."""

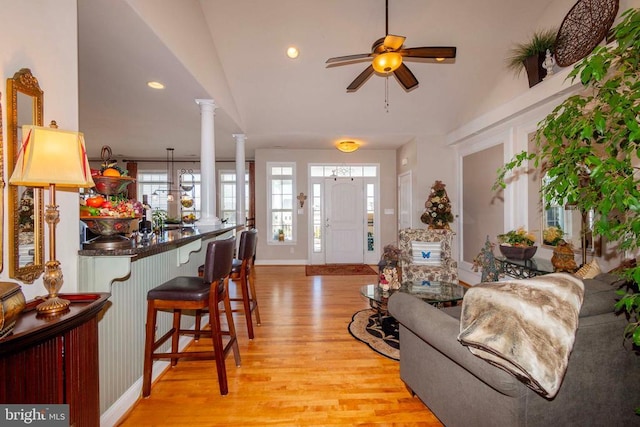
[{"left": 543, "top": 49, "right": 556, "bottom": 80}]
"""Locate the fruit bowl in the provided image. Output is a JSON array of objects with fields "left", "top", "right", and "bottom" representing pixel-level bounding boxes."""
[
  {"left": 81, "top": 216, "right": 140, "bottom": 236},
  {"left": 92, "top": 175, "right": 136, "bottom": 195},
  {"left": 182, "top": 214, "right": 198, "bottom": 224}
]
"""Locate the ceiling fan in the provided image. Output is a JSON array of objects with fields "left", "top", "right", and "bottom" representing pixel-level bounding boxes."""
[{"left": 326, "top": 0, "right": 456, "bottom": 92}]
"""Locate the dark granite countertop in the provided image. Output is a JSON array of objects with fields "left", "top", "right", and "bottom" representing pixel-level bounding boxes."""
[{"left": 78, "top": 224, "right": 242, "bottom": 259}]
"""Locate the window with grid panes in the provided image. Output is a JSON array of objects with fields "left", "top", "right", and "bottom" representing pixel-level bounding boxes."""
[
  {"left": 268, "top": 163, "right": 295, "bottom": 243},
  {"left": 219, "top": 171, "right": 250, "bottom": 225}
]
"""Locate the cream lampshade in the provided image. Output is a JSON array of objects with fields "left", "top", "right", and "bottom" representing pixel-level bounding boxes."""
[{"left": 9, "top": 122, "right": 95, "bottom": 314}]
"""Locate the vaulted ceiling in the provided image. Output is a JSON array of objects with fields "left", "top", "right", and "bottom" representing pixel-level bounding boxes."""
[{"left": 78, "top": 0, "right": 559, "bottom": 161}]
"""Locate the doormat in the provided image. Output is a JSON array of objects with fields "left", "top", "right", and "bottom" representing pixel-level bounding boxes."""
[
  {"left": 348, "top": 309, "right": 399, "bottom": 361},
  {"left": 305, "top": 264, "right": 378, "bottom": 276}
]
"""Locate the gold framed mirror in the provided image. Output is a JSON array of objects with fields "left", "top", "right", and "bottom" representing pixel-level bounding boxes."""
[{"left": 7, "top": 68, "right": 44, "bottom": 283}]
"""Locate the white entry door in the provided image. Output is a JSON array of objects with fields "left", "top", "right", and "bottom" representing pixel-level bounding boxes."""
[{"left": 325, "top": 178, "right": 364, "bottom": 263}]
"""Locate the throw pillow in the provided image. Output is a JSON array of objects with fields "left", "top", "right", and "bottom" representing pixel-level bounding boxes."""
[
  {"left": 411, "top": 241, "right": 441, "bottom": 266},
  {"left": 574, "top": 259, "right": 601, "bottom": 279}
]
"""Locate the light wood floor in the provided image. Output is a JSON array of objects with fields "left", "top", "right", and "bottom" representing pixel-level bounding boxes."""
[{"left": 118, "top": 266, "right": 442, "bottom": 426}]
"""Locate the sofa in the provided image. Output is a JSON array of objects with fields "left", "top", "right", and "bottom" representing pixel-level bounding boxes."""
[{"left": 388, "top": 273, "right": 640, "bottom": 426}]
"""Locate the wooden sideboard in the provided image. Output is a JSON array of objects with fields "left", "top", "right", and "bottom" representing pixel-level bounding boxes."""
[{"left": 0, "top": 293, "right": 110, "bottom": 426}]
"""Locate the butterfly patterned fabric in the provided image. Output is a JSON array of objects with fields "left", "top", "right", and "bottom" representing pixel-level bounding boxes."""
[{"left": 411, "top": 241, "right": 441, "bottom": 266}]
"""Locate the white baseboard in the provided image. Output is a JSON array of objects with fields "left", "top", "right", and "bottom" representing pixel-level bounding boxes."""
[{"left": 255, "top": 259, "right": 308, "bottom": 265}]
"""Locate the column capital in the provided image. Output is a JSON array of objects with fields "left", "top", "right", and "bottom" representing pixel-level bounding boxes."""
[
  {"left": 195, "top": 99, "right": 217, "bottom": 112},
  {"left": 232, "top": 133, "right": 247, "bottom": 143}
]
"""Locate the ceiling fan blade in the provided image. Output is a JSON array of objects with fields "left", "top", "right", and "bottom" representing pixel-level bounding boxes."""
[
  {"left": 326, "top": 53, "right": 373, "bottom": 64},
  {"left": 347, "top": 65, "right": 375, "bottom": 92},
  {"left": 384, "top": 34, "right": 406, "bottom": 51},
  {"left": 399, "top": 46, "right": 457, "bottom": 59},
  {"left": 394, "top": 63, "right": 419, "bottom": 90}
]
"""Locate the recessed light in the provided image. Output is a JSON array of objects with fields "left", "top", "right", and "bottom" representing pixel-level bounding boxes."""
[
  {"left": 147, "top": 81, "right": 165, "bottom": 89},
  {"left": 435, "top": 57, "right": 445, "bottom": 62},
  {"left": 286, "top": 46, "right": 299, "bottom": 59}
]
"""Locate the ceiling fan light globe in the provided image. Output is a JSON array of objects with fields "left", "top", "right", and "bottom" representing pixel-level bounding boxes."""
[{"left": 372, "top": 52, "right": 402, "bottom": 73}]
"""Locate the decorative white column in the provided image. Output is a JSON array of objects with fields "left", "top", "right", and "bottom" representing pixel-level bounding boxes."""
[
  {"left": 233, "top": 134, "right": 247, "bottom": 226},
  {"left": 195, "top": 99, "right": 220, "bottom": 227}
]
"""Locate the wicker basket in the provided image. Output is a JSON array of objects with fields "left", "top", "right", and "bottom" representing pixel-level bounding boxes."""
[{"left": 499, "top": 245, "right": 537, "bottom": 260}]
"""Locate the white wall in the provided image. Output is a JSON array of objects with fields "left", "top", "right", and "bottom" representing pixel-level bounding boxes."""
[{"left": 1, "top": 0, "right": 80, "bottom": 300}]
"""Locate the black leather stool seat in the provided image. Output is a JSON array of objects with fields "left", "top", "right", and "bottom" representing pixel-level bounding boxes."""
[{"left": 147, "top": 276, "right": 214, "bottom": 301}]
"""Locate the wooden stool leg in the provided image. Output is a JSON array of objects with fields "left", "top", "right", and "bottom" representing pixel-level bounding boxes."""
[
  {"left": 194, "top": 309, "right": 202, "bottom": 341},
  {"left": 209, "top": 287, "right": 228, "bottom": 395},
  {"left": 171, "top": 309, "right": 181, "bottom": 367},
  {"left": 223, "top": 278, "right": 241, "bottom": 367},
  {"left": 248, "top": 269, "right": 261, "bottom": 325},
  {"left": 239, "top": 273, "right": 254, "bottom": 339},
  {"left": 142, "top": 301, "right": 158, "bottom": 398}
]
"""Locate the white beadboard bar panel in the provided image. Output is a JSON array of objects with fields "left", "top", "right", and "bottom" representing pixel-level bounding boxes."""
[{"left": 77, "top": 226, "right": 238, "bottom": 420}]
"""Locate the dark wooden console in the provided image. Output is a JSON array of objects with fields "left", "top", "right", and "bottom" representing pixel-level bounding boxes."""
[{"left": 0, "top": 293, "right": 110, "bottom": 426}]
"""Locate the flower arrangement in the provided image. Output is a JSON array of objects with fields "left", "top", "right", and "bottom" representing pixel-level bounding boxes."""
[
  {"left": 497, "top": 227, "right": 536, "bottom": 247},
  {"left": 421, "top": 180, "right": 453, "bottom": 229},
  {"left": 543, "top": 226, "right": 564, "bottom": 246}
]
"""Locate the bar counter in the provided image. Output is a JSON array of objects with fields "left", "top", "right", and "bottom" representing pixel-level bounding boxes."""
[
  {"left": 79, "top": 224, "right": 240, "bottom": 258},
  {"left": 77, "top": 223, "right": 242, "bottom": 423}
]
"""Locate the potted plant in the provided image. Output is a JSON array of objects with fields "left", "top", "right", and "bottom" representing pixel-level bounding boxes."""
[
  {"left": 543, "top": 226, "right": 564, "bottom": 246},
  {"left": 506, "top": 28, "right": 557, "bottom": 87},
  {"left": 497, "top": 227, "right": 537, "bottom": 260},
  {"left": 496, "top": 8, "right": 640, "bottom": 351}
]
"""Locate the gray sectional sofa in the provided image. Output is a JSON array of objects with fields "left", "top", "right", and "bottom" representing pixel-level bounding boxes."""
[{"left": 388, "top": 273, "right": 640, "bottom": 426}]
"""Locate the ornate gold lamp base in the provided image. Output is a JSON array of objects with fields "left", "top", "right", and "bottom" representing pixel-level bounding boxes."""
[{"left": 36, "top": 259, "right": 70, "bottom": 315}]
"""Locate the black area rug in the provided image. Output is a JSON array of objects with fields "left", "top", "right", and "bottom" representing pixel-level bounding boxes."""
[{"left": 348, "top": 309, "right": 399, "bottom": 361}]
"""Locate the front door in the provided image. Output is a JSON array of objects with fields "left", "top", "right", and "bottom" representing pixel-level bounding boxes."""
[{"left": 325, "top": 178, "right": 364, "bottom": 263}]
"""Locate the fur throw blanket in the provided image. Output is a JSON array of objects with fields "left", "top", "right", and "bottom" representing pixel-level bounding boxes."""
[{"left": 457, "top": 273, "right": 584, "bottom": 398}]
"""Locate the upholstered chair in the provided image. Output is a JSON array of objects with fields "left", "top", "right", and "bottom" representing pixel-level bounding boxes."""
[{"left": 398, "top": 228, "right": 458, "bottom": 283}]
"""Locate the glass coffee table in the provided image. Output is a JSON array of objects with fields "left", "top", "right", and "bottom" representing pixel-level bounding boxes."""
[{"left": 360, "top": 281, "right": 468, "bottom": 323}]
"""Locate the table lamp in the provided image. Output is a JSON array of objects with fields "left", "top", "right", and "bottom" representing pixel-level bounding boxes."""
[{"left": 9, "top": 121, "right": 95, "bottom": 314}]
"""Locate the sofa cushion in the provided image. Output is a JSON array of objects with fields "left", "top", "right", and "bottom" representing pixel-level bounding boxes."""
[{"left": 579, "top": 273, "right": 621, "bottom": 317}]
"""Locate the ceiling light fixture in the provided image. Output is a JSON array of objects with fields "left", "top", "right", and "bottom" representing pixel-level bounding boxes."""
[
  {"left": 372, "top": 51, "right": 402, "bottom": 73},
  {"left": 147, "top": 81, "right": 165, "bottom": 89},
  {"left": 336, "top": 140, "right": 359, "bottom": 153},
  {"left": 286, "top": 46, "right": 299, "bottom": 59}
]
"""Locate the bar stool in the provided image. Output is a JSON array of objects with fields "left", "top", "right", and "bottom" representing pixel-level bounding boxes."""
[
  {"left": 142, "top": 237, "right": 239, "bottom": 397},
  {"left": 229, "top": 229, "right": 260, "bottom": 339},
  {"left": 196, "top": 229, "right": 260, "bottom": 339}
]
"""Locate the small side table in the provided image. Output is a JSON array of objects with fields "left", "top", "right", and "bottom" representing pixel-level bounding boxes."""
[{"left": 496, "top": 256, "right": 554, "bottom": 279}]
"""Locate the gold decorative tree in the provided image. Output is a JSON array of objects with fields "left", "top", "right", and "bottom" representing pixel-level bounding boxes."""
[{"left": 421, "top": 180, "right": 453, "bottom": 229}]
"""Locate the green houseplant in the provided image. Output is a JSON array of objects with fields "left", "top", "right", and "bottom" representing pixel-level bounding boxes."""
[
  {"left": 496, "top": 8, "right": 640, "bottom": 354},
  {"left": 506, "top": 28, "right": 557, "bottom": 87}
]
